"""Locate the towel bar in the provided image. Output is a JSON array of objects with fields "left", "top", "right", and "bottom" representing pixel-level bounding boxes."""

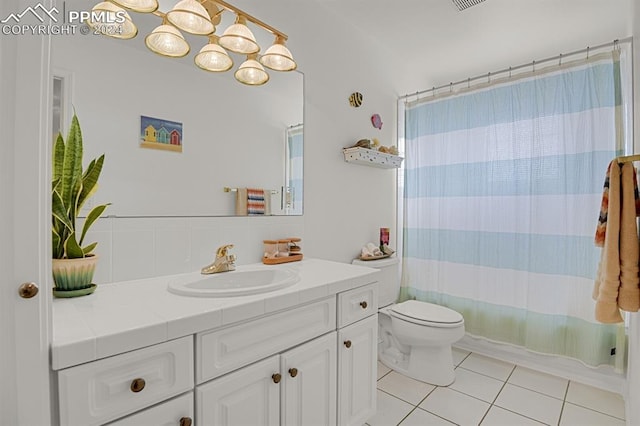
[
  {"left": 224, "top": 187, "right": 279, "bottom": 194},
  {"left": 616, "top": 154, "right": 640, "bottom": 163}
]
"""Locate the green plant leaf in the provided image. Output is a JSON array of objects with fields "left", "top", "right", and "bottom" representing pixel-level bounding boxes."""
[
  {"left": 77, "top": 154, "right": 104, "bottom": 211},
  {"left": 64, "top": 231, "right": 84, "bottom": 259},
  {"left": 51, "top": 112, "right": 109, "bottom": 260},
  {"left": 52, "top": 228, "right": 62, "bottom": 259},
  {"left": 52, "top": 188, "right": 72, "bottom": 231},
  {"left": 53, "top": 133, "right": 64, "bottom": 183},
  {"left": 79, "top": 203, "right": 109, "bottom": 246},
  {"left": 82, "top": 242, "right": 98, "bottom": 256},
  {"left": 60, "top": 114, "right": 83, "bottom": 213}
]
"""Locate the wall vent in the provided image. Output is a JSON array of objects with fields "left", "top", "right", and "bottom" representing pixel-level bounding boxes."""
[{"left": 451, "top": 0, "right": 486, "bottom": 11}]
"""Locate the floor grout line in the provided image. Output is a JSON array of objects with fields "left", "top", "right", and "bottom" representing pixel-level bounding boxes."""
[{"left": 374, "top": 351, "right": 624, "bottom": 426}]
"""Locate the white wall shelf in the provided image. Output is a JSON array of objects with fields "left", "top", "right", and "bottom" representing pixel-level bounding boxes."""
[{"left": 343, "top": 147, "right": 403, "bottom": 169}]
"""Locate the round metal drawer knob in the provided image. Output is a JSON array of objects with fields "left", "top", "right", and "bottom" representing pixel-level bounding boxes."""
[
  {"left": 344, "top": 340, "right": 352, "bottom": 348},
  {"left": 179, "top": 417, "right": 193, "bottom": 426},
  {"left": 289, "top": 368, "right": 298, "bottom": 378},
  {"left": 130, "top": 378, "right": 146, "bottom": 393},
  {"left": 272, "top": 373, "right": 282, "bottom": 384},
  {"left": 18, "top": 282, "right": 39, "bottom": 299},
  {"left": 360, "top": 301, "right": 368, "bottom": 309}
]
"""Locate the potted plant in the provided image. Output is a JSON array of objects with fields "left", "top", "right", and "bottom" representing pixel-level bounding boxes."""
[{"left": 51, "top": 113, "right": 109, "bottom": 298}]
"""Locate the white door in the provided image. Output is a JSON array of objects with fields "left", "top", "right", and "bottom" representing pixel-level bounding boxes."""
[
  {"left": 197, "top": 355, "right": 280, "bottom": 426},
  {"left": 0, "top": 0, "right": 52, "bottom": 424},
  {"left": 281, "top": 332, "right": 337, "bottom": 426},
  {"left": 338, "top": 315, "right": 377, "bottom": 426}
]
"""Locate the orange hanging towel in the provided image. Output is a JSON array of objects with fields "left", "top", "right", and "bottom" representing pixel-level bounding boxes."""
[{"left": 593, "top": 161, "right": 640, "bottom": 323}]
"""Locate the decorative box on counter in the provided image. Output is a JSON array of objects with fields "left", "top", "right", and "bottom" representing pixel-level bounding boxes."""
[
  {"left": 263, "top": 237, "right": 303, "bottom": 265},
  {"left": 343, "top": 147, "right": 403, "bottom": 169}
]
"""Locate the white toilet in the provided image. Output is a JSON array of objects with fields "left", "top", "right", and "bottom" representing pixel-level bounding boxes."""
[{"left": 352, "top": 257, "right": 465, "bottom": 386}]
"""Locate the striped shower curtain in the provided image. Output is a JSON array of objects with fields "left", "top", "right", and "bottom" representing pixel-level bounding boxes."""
[
  {"left": 401, "top": 51, "right": 627, "bottom": 367},
  {"left": 286, "top": 124, "right": 303, "bottom": 215}
]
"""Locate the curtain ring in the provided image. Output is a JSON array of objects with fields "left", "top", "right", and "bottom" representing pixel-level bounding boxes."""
[
  {"left": 586, "top": 46, "right": 590, "bottom": 59},
  {"left": 487, "top": 72, "right": 491, "bottom": 83},
  {"left": 449, "top": 82, "right": 453, "bottom": 93},
  {"left": 431, "top": 86, "right": 436, "bottom": 97},
  {"left": 614, "top": 39, "right": 619, "bottom": 51},
  {"left": 558, "top": 53, "right": 562, "bottom": 66},
  {"left": 532, "top": 60, "right": 536, "bottom": 72},
  {"left": 467, "top": 78, "right": 470, "bottom": 88},
  {"left": 508, "top": 66, "right": 512, "bottom": 78}
]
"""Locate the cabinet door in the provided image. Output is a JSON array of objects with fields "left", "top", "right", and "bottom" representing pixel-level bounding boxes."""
[
  {"left": 197, "top": 356, "right": 280, "bottom": 426},
  {"left": 338, "top": 315, "right": 377, "bottom": 426},
  {"left": 106, "top": 392, "right": 193, "bottom": 426},
  {"left": 281, "top": 332, "right": 337, "bottom": 426}
]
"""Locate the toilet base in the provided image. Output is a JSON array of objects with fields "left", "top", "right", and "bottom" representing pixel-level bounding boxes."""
[
  {"left": 379, "top": 342, "right": 456, "bottom": 386},
  {"left": 409, "top": 345, "right": 455, "bottom": 386}
]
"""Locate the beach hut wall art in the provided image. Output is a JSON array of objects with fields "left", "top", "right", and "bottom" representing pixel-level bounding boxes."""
[{"left": 140, "top": 115, "right": 183, "bottom": 152}]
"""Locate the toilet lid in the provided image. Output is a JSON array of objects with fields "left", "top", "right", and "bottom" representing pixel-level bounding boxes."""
[{"left": 390, "top": 300, "right": 464, "bottom": 325}]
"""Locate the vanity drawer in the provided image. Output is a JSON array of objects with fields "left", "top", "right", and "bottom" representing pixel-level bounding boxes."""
[
  {"left": 337, "top": 283, "right": 378, "bottom": 328},
  {"left": 105, "top": 392, "right": 194, "bottom": 426},
  {"left": 197, "top": 297, "right": 336, "bottom": 384},
  {"left": 58, "top": 336, "right": 194, "bottom": 426}
]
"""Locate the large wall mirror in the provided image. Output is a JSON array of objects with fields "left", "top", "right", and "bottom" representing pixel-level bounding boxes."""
[{"left": 50, "top": 1, "right": 303, "bottom": 217}]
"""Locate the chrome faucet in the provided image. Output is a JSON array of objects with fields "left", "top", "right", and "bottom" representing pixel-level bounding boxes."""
[{"left": 201, "top": 244, "right": 236, "bottom": 274}]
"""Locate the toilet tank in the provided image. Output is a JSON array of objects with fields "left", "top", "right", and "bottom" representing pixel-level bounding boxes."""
[{"left": 352, "top": 257, "right": 400, "bottom": 308}]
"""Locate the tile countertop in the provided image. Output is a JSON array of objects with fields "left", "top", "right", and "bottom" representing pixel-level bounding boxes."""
[{"left": 52, "top": 258, "right": 380, "bottom": 371}]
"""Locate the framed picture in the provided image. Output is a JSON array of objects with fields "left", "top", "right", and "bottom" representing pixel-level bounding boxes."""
[{"left": 140, "top": 115, "right": 183, "bottom": 152}]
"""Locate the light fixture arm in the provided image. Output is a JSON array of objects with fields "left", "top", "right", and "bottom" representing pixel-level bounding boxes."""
[
  {"left": 207, "top": 0, "right": 288, "bottom": 41},
  {"left": 99, "top": 0, "right": 297, "bottom": 85},
  {"left": 151, "top": 0, "right": 288, "bottom": 41}
]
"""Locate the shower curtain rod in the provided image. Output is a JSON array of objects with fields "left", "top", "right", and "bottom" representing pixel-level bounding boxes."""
[{"left": 399, "top": 36, "right": 632, "bottom": 101}]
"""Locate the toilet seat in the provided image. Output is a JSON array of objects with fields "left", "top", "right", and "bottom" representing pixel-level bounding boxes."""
[{"left": 390, "top": 300, "right": 464, "bottom": 328}]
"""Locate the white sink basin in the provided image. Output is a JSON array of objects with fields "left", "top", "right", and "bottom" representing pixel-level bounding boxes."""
[{"left": 167, "top": 265, "right": 300, "bottom": 297}]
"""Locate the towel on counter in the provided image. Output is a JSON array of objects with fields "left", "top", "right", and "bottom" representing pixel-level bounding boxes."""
[
  {"left": 235, "top": 188, "right": 271, "bottom": 216},
  {"left": 593, "top": 161, "right": 640, "bottom": 323}
]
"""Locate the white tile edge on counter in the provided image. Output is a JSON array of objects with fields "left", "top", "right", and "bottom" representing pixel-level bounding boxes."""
[{"left": 52, "top": 258, "right": 380, "bottom": 370}]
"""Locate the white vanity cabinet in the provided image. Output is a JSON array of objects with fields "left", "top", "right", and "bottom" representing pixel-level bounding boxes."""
[
  {"left": 197, "top": 355, "right": 281, "bottom": 425},
  {"left": 195, "top": 283, "right": 378, "bottom": 426},
  {"left": 57, "top": 336, "right": 194, "bottom": 426},
  {"left": 281, "top": 332, "right": 337, "bottom": 425},
  {"left": 195, "top": 297, "right": 337, "bottom": 425},
  {"left": 338, "top": 315, "right": 378, "bottom": 426},
  {"left": 52, "top": 260, "right": 381, "bottom": 426},
  {"left": 337, "top": 283, "right": 378, "bottom": 426},
  {"left": 197, "top": 332, "right": 337, "bottom": 426},
  {"left": 105, "top": 393, "right": 194, "bottom": 426}
]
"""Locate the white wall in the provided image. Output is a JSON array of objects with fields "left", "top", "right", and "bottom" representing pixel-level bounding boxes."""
[
  {"left": 626, "top": 2, "right": 640, "bottom": 423},
  {"left": 0, "top": 0, "right": 18, "bottom": 422},
  {"left": 244, "top": 1, "right": 400, "bottom": 263}
]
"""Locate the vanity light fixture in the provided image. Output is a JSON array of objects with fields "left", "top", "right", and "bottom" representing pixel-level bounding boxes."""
[
  {"left": 260, "top": 35, "right": 297, "bottom": 71},
  {"left": 235, "top": 54, "right": 269, "bottom": 86},
  {"left": 109, "top": 0, "right": 158, "bottom": 13},
  {"left": 88, "top": 2, "right": 138, "bottom": 39},
  {"left": 145, "top": 23, "right": 190, "bottom": 58},
  {"left": 166, "top": 0, "right": 215, "bottom": 35},
  {"left": 195, "top": 35, "right": 233, "bottom": 72},
  {"left": 89, "top": 0, "right": 297, "bottom": 86},
  {"left": 218, "top": 15, "right": 259, "bottom": 54}
]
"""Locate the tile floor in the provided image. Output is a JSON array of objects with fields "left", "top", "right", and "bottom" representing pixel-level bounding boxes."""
[{"left": 368, "top": 348, "right": 625, "bottom": 426}]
